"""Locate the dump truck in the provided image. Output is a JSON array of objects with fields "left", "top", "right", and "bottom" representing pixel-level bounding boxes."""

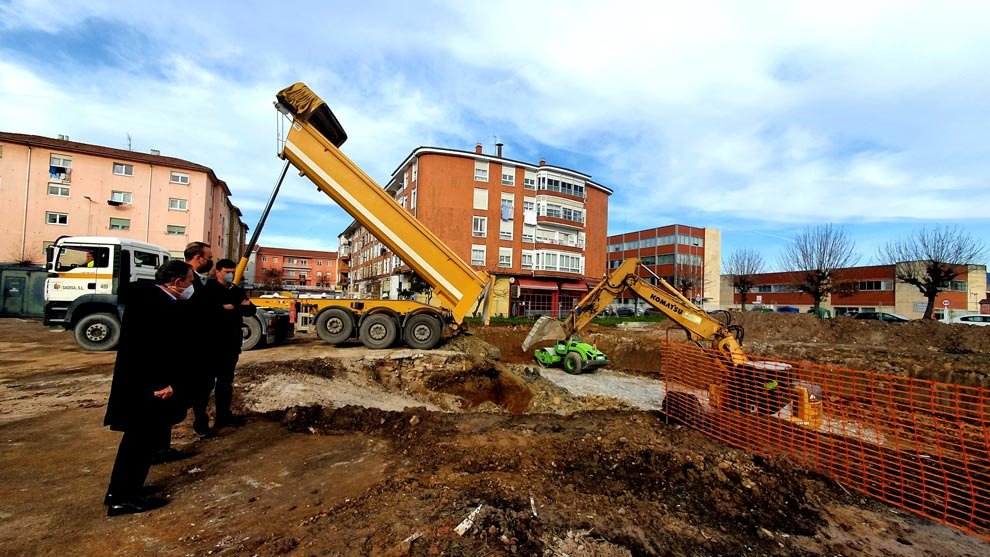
[
  {"left": 232, "top": 83, "right": 493, "bottom": 350},
  {"left": 43, "top": 235, "right": 292, "bottom": 351},
  {"left": 523, "top": 258, "right": 823, "bottom": 428}
]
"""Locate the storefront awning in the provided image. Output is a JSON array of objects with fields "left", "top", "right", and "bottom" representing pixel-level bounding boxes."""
[
  {"left": 515, "top": 278, "right": 557, "bottom": 291},
  {"left": 560, "top": 281, "right": 588, "bottom": 292}
]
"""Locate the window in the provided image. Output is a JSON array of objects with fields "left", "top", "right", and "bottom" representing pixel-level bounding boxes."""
[
  {"left": 500, "top": 197, "right": 513, "bottom": 220},
  {"left": 110, "top": 191, "right": 132, "bottom": 204},
  {"left": 498, "top": 247, "right": 512, "bottom": 268},
  {"left": 522, "top": 225, "right": 535, "bottom": 243},
  {"left": 113, "top": 163, "right": 134, "bottom": 176},
  {"left": 273, "top": 257, "right": 279, "bottom": 263},
  {"left": 55, "top": 246, "right": 108, "bottom": 270},
  {"left": 524, "top": 170, "right": 537, "bottom": 190},
  {"left": 500, "top": 219, "right": 513, "bottom": 241},
  {"left": 473, "top": 188, "right": 488, "bottom": 210},
  {"left": 109, "top": 218, "right": 131, "bottom": 230},
  {"left": 472, "top": 216, "right": 487, "bottom": 237},
  {"left": 169, "top": 198, "right": 188, "bottom": 211},
  {"left": 317, "top": 260, "right": 322, "bottom": 266},
  {"left": 474, "top": 160, "right": 489, "bottom": 182},
  {"left": 48, "top": 183, "right": 70, "bottom": 197},
  {"left": 133, "top": 250, "right": 161, "bottom": 268},
  {"left": 46, "top": 211, "right": 68, "bottom": 225},
  {"left": 166, "top": 225, "right": 186, "bottom": 235},
  {"left": 170, "top": 171, "right": 190, "bottom": 185},
  {"left": 471, "top": 245, "right": 486, "bottom": 266},
  {"left": 501, "top": 165, "right": 515, "bottom": 186},
  {"left": 49, "top": 154, "right": 72, "bottom": 181},
  {"left": 262, "top": 256, "right": 268, "bottom": 262},
  {"left": 300, "top": 259, "right": 308, "bottom": 265},
  {"left": 0, "top": 145, "right": 3, "bottom": 158},
  {"left": 521, "top": 251, "right": 534, "bottom": 270},
  {"left": 412, "top": 161, "right": 418, "bottom": 182},
  {"left": 411, "top": 188, "right": 417, "bottom": 209}
]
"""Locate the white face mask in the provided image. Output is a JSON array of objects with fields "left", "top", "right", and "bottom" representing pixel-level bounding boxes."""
[
  {"left": 179, "top": 284, "right": 195, "bottom": 300},
  {"left": 223, "top": 272, "right": 234, "bottom": 284}
]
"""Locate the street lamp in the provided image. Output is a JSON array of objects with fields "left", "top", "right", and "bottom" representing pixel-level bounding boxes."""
[{"left": 83, "top": 196, "right": 94, "bottom": 235}]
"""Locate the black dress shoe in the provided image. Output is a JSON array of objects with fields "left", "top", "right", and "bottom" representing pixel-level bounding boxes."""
[
  {"left": 151, "top": 447, "right": 196, "bottom": 464},
  {"left": 106, "top": 495, "right": 168, "bottom": 516},
  {"left": 194, "top": 426, "right": 215, "bottom": 439}
]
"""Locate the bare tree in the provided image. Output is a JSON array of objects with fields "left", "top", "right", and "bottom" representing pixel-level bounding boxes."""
[
  {"left": 779, "top": 224, "right": 859, "bottom": 314},
  {"left": 878, "top": 225, "right": 986, "bottom": 320},
  {"left": 262, "top": 267, "right": 283, "bottom": 290},
  {"left": 723, "top": 249, "right": 764, "bottom": 310}
]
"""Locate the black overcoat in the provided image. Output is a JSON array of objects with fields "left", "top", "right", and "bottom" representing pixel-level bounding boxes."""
[{"left": 103, "top": 281, "right": 185, "bottom": 431}]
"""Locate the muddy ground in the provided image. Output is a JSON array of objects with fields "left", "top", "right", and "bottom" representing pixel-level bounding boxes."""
[{"left": 1, "top": 314, "right": 989, "bottom": 556}]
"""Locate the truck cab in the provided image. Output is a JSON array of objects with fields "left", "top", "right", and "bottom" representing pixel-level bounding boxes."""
[{"left": 44, "top": 236, "right": 170, "bottom": 350}]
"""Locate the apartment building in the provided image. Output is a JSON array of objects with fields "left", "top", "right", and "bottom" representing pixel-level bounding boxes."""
[
  {"left": 250, "top": 246, "right": 338, "bottom": 292},
  {"left": 719, "top": 263, "right": 988, "bottom": 319},
  {"left": 339, "top": 143, "right": 612, "bottom": 316},
  {"left": 0, "top": 132, "right": 247, "bottom": 261},
  {"left": 607, "top": 225, "right": 722, "bottom": 309}
]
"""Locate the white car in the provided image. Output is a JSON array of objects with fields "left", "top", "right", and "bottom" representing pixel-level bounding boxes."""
[{"left": 947, "top": 314, "right": 990, "bottom": 326}]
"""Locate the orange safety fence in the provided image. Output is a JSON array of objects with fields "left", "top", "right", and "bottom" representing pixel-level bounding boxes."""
[{"left": 658, "top": 340, "right": 990, "bottom": 540}]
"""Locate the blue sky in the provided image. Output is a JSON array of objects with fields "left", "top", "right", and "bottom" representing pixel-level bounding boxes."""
[{"left": 2, "top": 0, "right": 988, "bottom": 269}]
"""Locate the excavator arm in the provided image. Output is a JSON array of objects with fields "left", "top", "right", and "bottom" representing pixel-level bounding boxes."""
[{"left": 524, "top": 258, "right": 747, "bottom": 365}]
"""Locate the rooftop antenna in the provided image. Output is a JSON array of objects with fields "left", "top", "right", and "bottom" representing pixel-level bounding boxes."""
[{"left": 126, "top": 133, "right": 132, "bottom": 151}]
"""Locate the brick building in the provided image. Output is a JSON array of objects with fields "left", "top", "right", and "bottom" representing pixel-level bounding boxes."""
[
  {"left": 720, "top": 263, "right": 988, "bottom": 319},
  {"left": 339, "top": 143, "right": 612, "bottom": 316},
  {"left": 607, "top": 225, "right": 722, "bottom": 310},
  {"left": 249, "top": 246, "right": 338, "bottom": 292},
  {"left": 0, "top": 132, "right": 247, "bottom": 261}
]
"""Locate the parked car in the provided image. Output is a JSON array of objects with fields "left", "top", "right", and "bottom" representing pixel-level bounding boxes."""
[
  {"left": 853, "top": 311, "right": 909, "bottom": 323},
  {"left": 642, "top": 307, "right": 662, "bottom": 317},
  {"left": 947, "top": 314, "right": 990, "bottom": 326},
  {"left": 614, "top": 306, "right": 636, "bottom": 317},
  {"left": 776, "top": 306, "right": 800, "bottom": 313}
]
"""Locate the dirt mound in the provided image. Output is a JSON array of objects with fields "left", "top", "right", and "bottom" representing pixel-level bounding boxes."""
[{"left": 280, "top": 405, "right": 830, "bottom": 555}]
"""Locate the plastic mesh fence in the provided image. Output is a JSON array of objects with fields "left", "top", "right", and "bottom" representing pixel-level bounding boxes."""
[{"left": 659, "top": 340, "right": 990, "bottom": 540}]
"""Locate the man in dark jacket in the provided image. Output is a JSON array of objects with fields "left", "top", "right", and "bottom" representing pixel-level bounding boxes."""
[
  {"left": 104, "top": 260, "right": 193, "bottom": 516},
  {"left": 192, "top": 258, "right": 256, "bottom": 431}
]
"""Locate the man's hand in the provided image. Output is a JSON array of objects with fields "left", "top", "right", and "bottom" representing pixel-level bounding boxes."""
[
  {"left": 153, "top": 386, "right": 174, "bottom": 399},
  {"left": 240, "top": 299, "right": 252, "bottom": 306},
  {"left": 223, "top": 304, "right": 235, "bottom": 310}
]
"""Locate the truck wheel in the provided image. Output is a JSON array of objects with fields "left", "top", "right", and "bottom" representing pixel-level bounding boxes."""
[
  {"left": 404, "top": 314, "right": 442, "bottom": 350},
  {"left": 662, "top": 392, "right": 703, "bottom": 426},
  {"left": 563, "top": 352, "right": 583, "bottom": 375},
  {"left": 242, "top": 317, "right": 263, "bottom": 351},
  {"left": 316, "top": 308, "right": 353, "bottom": 345},
  {"left": 74, "top": 312, "right": 121, "bottom": 351},
  {"left": 359, "top": 314, "right": 398, "bottom": 349}
]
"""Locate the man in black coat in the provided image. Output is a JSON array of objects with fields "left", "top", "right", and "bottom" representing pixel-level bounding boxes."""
[
  {"left": 104, "top": 260, "right": 194, "bottom": 516},
  {"left": 193, "top": 258, "right": 257, "bottom": 430}
]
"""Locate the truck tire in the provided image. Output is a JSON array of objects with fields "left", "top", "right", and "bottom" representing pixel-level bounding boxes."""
[
  {"left": 74, "top": 312, "right": 121, "bottom": 351},
  {"left": 359, "top": 314, "right": 397, "bottom": 349},
  {"left": 563, "top": 352, "right": 583, "bottom": 375},
  {"left": 662, "top": 391, "right": 703, "bottom": 426},
  {"left": 316, "top": 308, "right": 353, "bottom": 345},
  {"left": 403, "top": 314, "right": 442, "bottom": 350},
  {"left": 242, "top": 317, "right": 263, "bottom": 351}
]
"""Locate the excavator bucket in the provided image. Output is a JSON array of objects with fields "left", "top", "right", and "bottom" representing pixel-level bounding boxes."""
[{"left": 522, "top": 316, "right": 568, "bottom": 352}]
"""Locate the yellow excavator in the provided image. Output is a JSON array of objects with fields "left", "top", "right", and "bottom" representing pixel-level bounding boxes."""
[{"left": 523, "top": 258, "right": 823, "bottom": 428}]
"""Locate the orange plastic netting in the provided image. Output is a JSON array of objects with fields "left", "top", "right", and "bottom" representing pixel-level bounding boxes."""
[{"left": 658, "top": 340, "right": 990, "bottom": 539}]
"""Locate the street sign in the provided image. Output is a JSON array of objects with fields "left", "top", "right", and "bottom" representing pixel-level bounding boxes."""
[{"left": 942, "top": 300, "right": 950, "bottom": 307}]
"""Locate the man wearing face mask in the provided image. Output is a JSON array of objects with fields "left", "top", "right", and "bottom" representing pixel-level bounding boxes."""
[
  {"left": 103, "top": 260, "right": 194, "bottom": 516},
  {"left": 182, "top": 242, "right": 216, "bottom": 438},
  {"left": 193, "top": 258, "right": 256, "bottom": 431}
]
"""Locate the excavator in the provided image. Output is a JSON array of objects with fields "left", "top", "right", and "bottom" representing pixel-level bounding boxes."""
[{"left": 523, "top": 258, "right": 823, "bottom": 429}]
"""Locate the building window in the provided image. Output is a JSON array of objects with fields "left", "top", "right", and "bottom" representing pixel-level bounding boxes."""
[
  {"left": 262, "top": 256, "right": 268, "bottom": 262},
  {"left": 109, "top": 218, "right": 131, "bottom": 230},
  {"left": 317, "top": 260, "right": 322, "bottom": 266},
  {"left": 471, "top": 245, "right": 486, "bottom": 266},
  {"left": 169, "top": 198, "right": 188, "bottom": 211},
  {"left": 170, "top": 171, "right": 190, "bottom": 185},
  {"left": 521, "top": 251, "right": 534, "bottom": 270},
  {"left": 301, "top": 259, "right": 308, "bottom": 265},
  {"left": 411, "top": 188, "right": 417, "bottom": 209},
  {"left": 412, "top": 161, "right": 418, "bottom": 182},
  {"left": 112, "top": 163, "right": 134, "bottom": 177},
  {"left": 272, "top": 257, "right": 279, "bottom": 263},
  {"left": 501, "top": 166, "right": 515, "bottom": 186},
  {"left": 110, "top": 191, "right": 133, "bottom": 204},
  {"left": 48, "top": 183, "right": 70, "bottom": 197},
  {"left": 49, "top": 155, "right": 72, "bottom": 181},
  {"left": 500, "top": 198, "right": 513, "bottom": 220},
  {"left": 166, "top": 225, "right": 186, "bottom": 235},
  {"left": 500, "top": 219, "right": 513, "bottom": 241},
  {"left": 472, "top": 216, "right": 487, "bottom": 237},
  {"left": 46, "top": 211, "right": 68, "bottom": 225},
  {"left": 498, "top": 247, "right": 512, "bottom": 268},
  {"left": 474, "top": 160, "right": 489, "bottom": 182},
  {"left": 473, "top": 188, "right": 488, "bottom": 210}
]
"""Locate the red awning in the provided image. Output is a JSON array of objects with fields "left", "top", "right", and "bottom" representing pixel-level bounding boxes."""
[
  {"left": 515, "top": 278, "right": 557, "bottom": 291},
  {"left": 560, "top": 281, "right": 588, "bottom": 292}
]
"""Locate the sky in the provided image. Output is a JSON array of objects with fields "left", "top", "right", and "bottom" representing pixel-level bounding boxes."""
[{"left": 2, "top": 0, "right": 988, "bottom": 270}]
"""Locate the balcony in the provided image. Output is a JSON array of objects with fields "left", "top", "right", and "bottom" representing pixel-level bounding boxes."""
[
  {"left": 534, "top": 237, "right": 585, "bottom": 253},
  {"left": 537, "top": 188, "right": 584, "bottom": 203},
  {"left": 536, "top": 213, "right": 584, "bottom": 230}
]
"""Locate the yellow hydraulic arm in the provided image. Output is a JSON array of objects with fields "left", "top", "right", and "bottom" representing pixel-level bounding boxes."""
[
  {"left": 273, "top": 83, "right": 494, "bottom": 324},
  {"left": 528, "top": 258, "right": 748, "bottom": 365}
]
